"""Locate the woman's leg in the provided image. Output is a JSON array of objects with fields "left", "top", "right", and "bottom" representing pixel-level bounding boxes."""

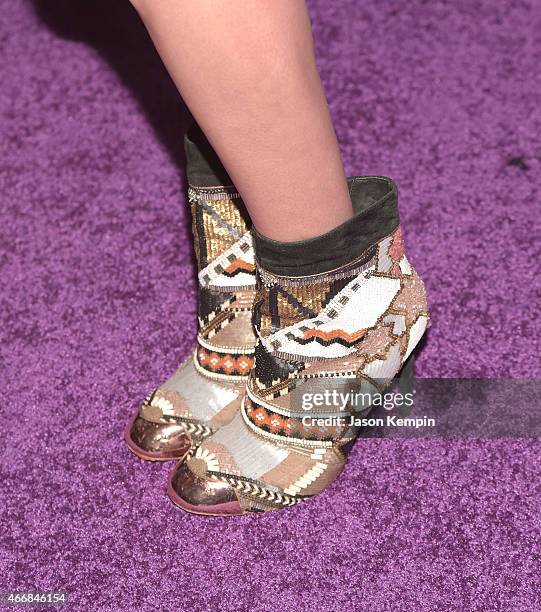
[{"left": 130, "top": 0, "right": 353, "bottom": 241}]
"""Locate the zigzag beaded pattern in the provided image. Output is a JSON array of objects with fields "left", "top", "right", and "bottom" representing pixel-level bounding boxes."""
[
  {"left": 162, "top": 417, "right": 214, "bottom": 443},
  {"left": 198, "top": 231, "right": 255, "bottom": 291},
  {"left": 213, "top": 473, "right": 304, "bottom": 508},
  {"left": 142, "top": 391, "right": 215, "bottom": 439}
]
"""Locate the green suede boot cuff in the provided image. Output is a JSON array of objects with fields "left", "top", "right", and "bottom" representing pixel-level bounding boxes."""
[{"left": 252, "top": 176, "right": 399, "bottom": 277}]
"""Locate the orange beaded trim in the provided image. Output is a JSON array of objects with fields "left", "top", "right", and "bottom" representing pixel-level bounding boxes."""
[{"left": 195, "top": 344, "right": 254, "bottom": 377}]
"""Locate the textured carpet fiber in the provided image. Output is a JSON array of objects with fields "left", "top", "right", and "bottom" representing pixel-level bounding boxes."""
[{"left": 1, "top": 0, "right": 540, "bottom": 610}]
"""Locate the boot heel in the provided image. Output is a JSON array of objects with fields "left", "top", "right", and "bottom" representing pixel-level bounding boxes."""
[
  {"left": 398, "top": 352, "right": 415, "bottom": 397},
  {"left": 392, "top": 351, "right": 418, "bottom": 420}
]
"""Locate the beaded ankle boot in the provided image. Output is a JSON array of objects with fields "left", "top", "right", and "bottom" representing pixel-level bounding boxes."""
[
  {"left": 167, "top": 176, "right": 429, "bottom": 513},
  {"left": 125, "top": 126, "right": 257, "bottom": 461}
]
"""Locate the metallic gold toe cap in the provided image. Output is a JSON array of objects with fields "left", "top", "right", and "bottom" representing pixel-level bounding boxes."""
[
  {"left": 124, "top": 413, "right": 191, "bottom": 462},
  {"left": 167, "top": 461, "right": 242, "bottom": 516}
]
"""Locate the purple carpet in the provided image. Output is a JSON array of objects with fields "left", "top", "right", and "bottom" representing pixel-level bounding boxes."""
[{"left": 1, "top": 0, "right": 540, "bottom": 609}]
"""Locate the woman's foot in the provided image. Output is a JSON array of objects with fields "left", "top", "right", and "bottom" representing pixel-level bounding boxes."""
[{"left": 168, "top": 176, "right": 429, "bottom": 513}]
